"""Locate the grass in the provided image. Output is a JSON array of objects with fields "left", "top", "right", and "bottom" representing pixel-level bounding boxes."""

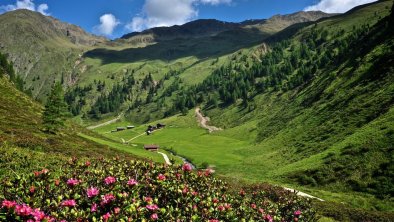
[
  {"left": 78, "top": 133, "right": 165, "bottom": 163},
  {"left": 88, "top": 2, "right": 394, "bottom": 213}
]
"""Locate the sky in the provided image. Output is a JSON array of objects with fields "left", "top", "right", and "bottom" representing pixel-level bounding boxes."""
[{"left": 0, "top": 0, "right": 378, "bottom": 39}]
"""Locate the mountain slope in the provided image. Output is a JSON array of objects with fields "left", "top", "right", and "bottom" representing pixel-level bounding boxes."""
[
  {"left": 101, "top": 0, "right": 393, "bottom": 211},
  {"left": 195, "top": 0, "right": 394, "bottom": 201},
  {"left": 0, "top": 9, "right": 106, "bottom": 101}
]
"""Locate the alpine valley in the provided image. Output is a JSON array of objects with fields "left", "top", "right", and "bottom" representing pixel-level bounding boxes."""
[{"left": 0, "top": 0, "right": 393, "bottom": 221}]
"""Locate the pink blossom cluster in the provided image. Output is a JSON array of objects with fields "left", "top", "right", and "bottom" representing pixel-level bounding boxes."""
[
  {"left": 101, "top": 193, "right": 115, "bottom": 206},
  {"left": 2, "top": 200, "right": 52, "bottom": 222},
  {"left": 127, "top": 179, "right": 138, "bottom": 186},
  {"left": 146, "top": 204, "right": 159, "bottom": 211},
  {"left": 182, "top": 163, "right": 192, "bottom": 171},
  {"left": 66, "top": 178, "right": 80, "bottom": 186},
  {"left": 86, "top": 187, "right": 100, "bottom": 198},
  {"left": 104, "top": 176, "right": 116, "bottom": 185},
  {"left": 61, "top": 199, "right": 76, "bottom": 207}
]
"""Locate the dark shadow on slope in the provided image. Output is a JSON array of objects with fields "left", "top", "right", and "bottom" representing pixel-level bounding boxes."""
[{"left": 83, "top": 29, "right": 268, "bottom": 64}]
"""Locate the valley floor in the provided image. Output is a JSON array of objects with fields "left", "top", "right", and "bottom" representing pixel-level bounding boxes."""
[{"left": 81, "top": 109, "right": 393, "bottom": 214}]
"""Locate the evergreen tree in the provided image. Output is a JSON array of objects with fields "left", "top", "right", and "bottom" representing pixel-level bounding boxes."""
[{"left": 43, "top": 82, "right": 69, "bottom": 133}]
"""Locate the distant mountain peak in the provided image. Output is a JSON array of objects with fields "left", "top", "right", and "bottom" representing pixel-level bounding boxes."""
[{"left": 120, "top": 10, "right": 335, "bottom": 42}]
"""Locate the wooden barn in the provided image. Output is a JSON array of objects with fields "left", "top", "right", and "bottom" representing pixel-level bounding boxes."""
[{"left": 144, "top": 144, "right": 159, "bottom": 151}]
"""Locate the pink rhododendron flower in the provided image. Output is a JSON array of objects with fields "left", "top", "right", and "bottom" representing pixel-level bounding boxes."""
[
  {"left": 176, "top": 173, "right": 182, "bottom": 179},
  {"left": 67, "top": 178, "right": 79, "bottom": 186},
  {"left": 157, "top": 174, "right": 166, "bottom": 181},
  {"left": 224, "top": 203, "right": 231, "bottom": 210},
  {"left": 61, "top": 200, "right": 76, "bottom": 207},
  {"left": 101, "top": 193, "right": 115, "bottom": 206},
  {"left": 127, "top": 179, "right": 138, "bottom": 186},
  {"left": 294, "top": 210, "right": 302, "bottom": 216},
  {"left": 15, "top": 204, "right": 32, "bottom": 216},
  {"left": 1, "top": 200, "right": 16, "bottom": 209},
  {"left": 102, "top": 212, "right": 111, "bottom": 222},
  {"left": 151, "top": 213, "right": 158, "bottom": 220},
  {"left": 264, "top": 214, "right": 273, "bottom": 222},
  {"left": 213, "top": 198, "right": 219, "bottom": 204},
  {"left": 44, "top": 216, "right": 56, "bottom": 222},
  {"left": 91, "top": 203, "right": 97, "bottom": 212},
  {"left": 182, "top": 187, "right": 188, "bottom": 194},
  {"left": 54, "top": 179, "right": 60, "bottom": 186},
  {"left": 146, "top": 204, "right": 159, "bottom": 211},
  {"left": 144, "top": 197, "right": 153, "bottom": 202},
  {"left": 31, "top": 208, "right": 46, "bottom": 221},
  {"left": 87, "top": 187, "right": 100, "bottom": 198},
  {"left": 114, "top": 207, "right": 121, "bottom": 214},
  {"left": 209, "top": 220, "right": 219, "bottom": 222},
  {"left": 218, "top": 205, "right": 225, "bottom": 211},
  {"left": 182, "top": 163, "right": 192, "bottom": 171},
  {"left": 205, "top": 168, "right": 213, "bottom": 176},
  {"left": 29, "top": 186, "right": 35, "bottom": 194},
  {"left": 85, "top": 161, "right": 91, "bottom": 166},
  {"left": 251, "top": 203, "right": 257, "bottom": 209},
  {"left": 104, "top": 176, "right": 116, "bottom": 185}
]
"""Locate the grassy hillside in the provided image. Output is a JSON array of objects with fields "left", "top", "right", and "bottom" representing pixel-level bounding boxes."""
[
  {"left": 0, "top": 63, "right": 322, "bottom": 222},
  {"left": 0, "top": 10, "right": 106, "bottom": 101},
  {"left": 60, "top": 11, "right": 331, "bottom": 121},
  {"left": 0, "top": 74, "right": 172, "bottom": 180},
  {"left": 0, "top": 1, "right": 393, "bottom": 220},
  {"left": 83, "top": 0, "right": 394, "bottom": 213}
]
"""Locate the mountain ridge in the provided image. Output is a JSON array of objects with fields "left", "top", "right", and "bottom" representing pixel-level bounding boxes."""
[{"left": 120, "top": 11, "right": 334, "bottom": 42}]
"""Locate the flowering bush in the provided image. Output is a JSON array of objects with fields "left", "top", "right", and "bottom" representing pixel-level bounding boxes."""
[{"left": 0, "top": 159, "right": 315, "bottom": 221}]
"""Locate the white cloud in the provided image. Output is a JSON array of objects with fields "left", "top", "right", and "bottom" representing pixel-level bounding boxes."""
[
  {"left": 126, "top": 0, "right": 232, "bottom": 32},
  {"left": 37, "top": 3, "right": 49, "bottom": 15},
  {"left": 125, "top": 17, "right": 146, "bottom": 32},
  {"left": 0, "top": 0, "right": 49, "bottom": 15},
  {"left": 93, "top": 14, "right": 120, "bottom": 36},
  {"left": 304, "top": 0, "right": 377, "bottom": 13},
  {"left": 199, "top": 0, "right": 232, "bottom": 5}
]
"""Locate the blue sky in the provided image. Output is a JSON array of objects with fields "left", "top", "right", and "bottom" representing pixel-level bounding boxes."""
[{"left": 0, "top": 0, "right": 377, "bottom": 38}]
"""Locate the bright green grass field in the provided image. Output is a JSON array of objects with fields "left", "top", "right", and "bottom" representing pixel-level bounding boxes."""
[{"left": 88, "top": 106, "right": 394, "bottom": 212}]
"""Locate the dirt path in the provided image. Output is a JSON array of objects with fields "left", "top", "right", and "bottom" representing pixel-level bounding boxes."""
[
  {"left": 87, "top": 113, "right": 123, "bottom": 130},
  {"left": 158, "top": 152, "right": 172, "bottom": 165},
  {"left": 125, "top": 133, "right": 146, "bottom": 143},
  {"left": 283, "top": 187, "right": 324, "bottom": 201},
  {"left": 195, "top": 108, "right": 222, "bottom": 133}
]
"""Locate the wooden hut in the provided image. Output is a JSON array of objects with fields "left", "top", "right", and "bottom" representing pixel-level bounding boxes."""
[{"left": 144, "top": 144, "right": 159, "bottom": 151}]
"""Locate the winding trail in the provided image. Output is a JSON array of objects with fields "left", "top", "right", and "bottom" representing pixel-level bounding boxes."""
[
  {"left": 284, "top": 187, "right": 324, "bottom": 201},
  {"left": 158, "top": 152, "right": 172, "bottom": 165},
  {"left": 87, "top": 113, "right": 123, "bottom": 130},
  {"left": 195, "top": 108, "right": 222, "bottom": 133},
  {"left": 125, "top": 133, "right": 146, "bottom": 143}
]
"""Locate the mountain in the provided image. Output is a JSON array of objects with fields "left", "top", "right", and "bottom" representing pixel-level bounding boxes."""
[
  {"left": 120, "top": 11, "right": 332, "bottom": 44},
  {"left": 0, "top": 1, "right": 393, "bottom": 220},
  {"left": 0, "top": 9, "right": 106, "bottom": 101},
  {"left": 76, "top": 0, "right": 394, "bottom": 215}
]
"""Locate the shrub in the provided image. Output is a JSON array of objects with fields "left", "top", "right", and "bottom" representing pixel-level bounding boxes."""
[{"left": 1, "top": 158, "right": 315, "bottom": 221}]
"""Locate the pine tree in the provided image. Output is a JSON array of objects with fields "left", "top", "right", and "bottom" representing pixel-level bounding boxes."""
[{"left": 43, "top": 82, "right": 69, "bottom": 133}]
